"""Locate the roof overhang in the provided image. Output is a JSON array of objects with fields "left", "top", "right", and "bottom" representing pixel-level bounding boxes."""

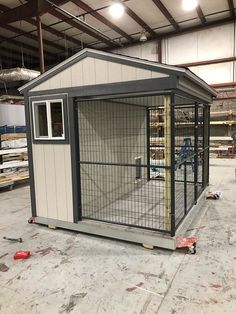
[{"left": 19, "top": 48, "right": 217, "bottom": 102}]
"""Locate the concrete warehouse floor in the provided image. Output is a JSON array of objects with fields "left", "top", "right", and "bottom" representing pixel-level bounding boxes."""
[{"left": 0, "top": 158, "right": 236, "bottom": 314}]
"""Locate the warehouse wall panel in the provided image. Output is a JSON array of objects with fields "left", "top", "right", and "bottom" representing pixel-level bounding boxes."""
[
  {"left": 114, "top": 22, "right": 236, "bottom": 85},
  {"left": 0, "top": 104, "right": 25, "bottom": 125}
]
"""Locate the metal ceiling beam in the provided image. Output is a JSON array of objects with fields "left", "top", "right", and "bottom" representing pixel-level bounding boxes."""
[
  {"left": 71, "top": 0, "right": 134, "bottom": 42},
  {"left": 0, "top": 51, "right": 26, "bottom": 64},
  {"left": 46, "top": 0, "right": 118, "bottom": 47},
  {"left": 0, "top": 46, "right": 38, "bottom": 63},
  {"left": 227, "top": 0, "right": 235, "bottom": 18},
  {"left": 196, "top": 5, "right": 206, "bottom": 25},
  {"left": 111, "top": 16, "right": 235, "bottom": 52},
  {"left": 177, "top": 56, "right": 236, "bottom": 67},
  {"left": 0, "top": 34, "right": 55, "bottom": 59},
  {"left": 0, "top": 0, "right": 67, "bottom": 26},
  {"left": 162, "top": 16, "right": 234, "bottom": 38},
  {"left": 0, "top": 3, "right": 81, "bottom": 53},
  {"left": 25, "top": 17, "right": 82, "bottom": 47},
  {"left": 121, "top": 2, "right": 157, "bottom": 37},
  {"left": 152, "top": 0, "right": 180, "bottom": 31},
  {"left": 0, "top": 21, "right": 64, "bottom": 52},
  {"left": 0, "top": 1, "right": 36, "bottom": 26}
]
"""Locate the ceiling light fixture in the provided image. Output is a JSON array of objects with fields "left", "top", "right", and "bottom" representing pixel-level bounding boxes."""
[
  {"left": 109, "top": 3, "right": 124, "bottom": 18},
  {"left": 139, "top": 31, "right": 147, "bottom": 42},
  {"left": 182, "top": 0, "right": 198, "bottom": 11}
]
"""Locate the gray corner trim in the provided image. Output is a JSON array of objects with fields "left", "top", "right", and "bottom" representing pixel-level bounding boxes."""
[
  {"left": 24, "top": 96, "right": 37, "bottom": 217},
  {"left": 177, "top": 77, "right": 213, "bottom": 103},
  {"left": 185, "top": 70, "right": 217, "bottom": 97},
  {"left": 29, "top": 94, "right": 69, "bottom": 145},
  {"left": 19, "top": 48, "right": 186, "bottom": 93},
  {"left": 27, "top": 77, "right": 178, "bottom": 99},
  {"left": 68, "top": 97, "right": 80, "bottom": 223},
  {"left": 25, "top": 76, "right": 212, "bottom": 105},
  {"left": 173, "top": 89, "right": 210, "bottom": 104}
]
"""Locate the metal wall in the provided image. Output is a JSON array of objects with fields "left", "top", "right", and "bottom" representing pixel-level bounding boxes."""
[
  {"left": 0, "top": 103, "right": 25, "bottom": 125},
  {"left": 163, "top": 23, "right": 235, "bottom": 85},
  {"left": 113, "top": 22, "right": 235, "bottom": 85}
]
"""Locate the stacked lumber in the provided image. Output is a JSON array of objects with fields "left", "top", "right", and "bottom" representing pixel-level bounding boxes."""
[{"left": 0, "top": 127, "right": 29, "bottom": 189}]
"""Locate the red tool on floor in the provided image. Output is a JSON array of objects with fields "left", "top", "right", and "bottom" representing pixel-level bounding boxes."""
[
  {"left": 13, "top": 251, "right": 30, "bottom": 260},
  {"left": 176, "top": 236, "right": 197, "bottom": 254}
]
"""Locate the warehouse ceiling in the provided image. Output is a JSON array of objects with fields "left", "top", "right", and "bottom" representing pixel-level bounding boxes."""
[{"left": 0, "top": 0, "right": 235, "bottom": 70}]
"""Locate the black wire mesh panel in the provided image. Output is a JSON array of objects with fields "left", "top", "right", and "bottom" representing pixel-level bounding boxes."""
[
  {"left": 77, "top": 97, "right": 169, "bottom": 232},
  {"left": 198, "top": 105, "right": 204, "bottom": 196},
  {"left": 174, "top": 104, "right": 196, "bottom": 227}
]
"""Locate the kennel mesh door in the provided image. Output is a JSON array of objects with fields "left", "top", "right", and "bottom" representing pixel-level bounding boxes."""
[{"left": 77, "top": 98, "right": 167, "bottom": 232}]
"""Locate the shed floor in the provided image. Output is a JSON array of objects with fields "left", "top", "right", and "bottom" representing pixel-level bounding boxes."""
[
  {"left": 84, "top": 178, "right": 194, "bottom": 231},
  {"left": 0, "top": 159, "right": 236, "bottom": 314}
]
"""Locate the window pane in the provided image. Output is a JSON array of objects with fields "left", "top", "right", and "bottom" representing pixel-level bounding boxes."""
[
  {"left": 51, "top": 101, "right": 64, "bottom": 138},
  {"left": 34, "top": 103, "right": 48, "bottom": 137}
]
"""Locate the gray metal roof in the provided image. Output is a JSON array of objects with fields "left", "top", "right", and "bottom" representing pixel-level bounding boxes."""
[{"left": 19, "top": 48, "right": 217, "bottom": 98}]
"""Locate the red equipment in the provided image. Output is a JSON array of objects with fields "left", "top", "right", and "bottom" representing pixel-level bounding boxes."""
[{"left": 13, "top": 251, "right": 30, "bottom": 259}]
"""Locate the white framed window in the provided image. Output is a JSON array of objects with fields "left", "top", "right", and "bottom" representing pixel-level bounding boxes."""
[{"left": 32, "top": 99, "right": 65, "bottom": 140}]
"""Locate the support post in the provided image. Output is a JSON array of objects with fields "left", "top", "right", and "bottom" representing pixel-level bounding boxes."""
[
  {"left": 170, "top": 95, "right": 175, "bottom": 236},
  {"left": 164, "top": 95, "right": 173, "bottom": 233},
  {"left": 146, "top": 108, "right": 150, "bottom": 181},
  {"left": 68, "top": 97, "right": 81, "bottom": 222},
  {"left": 157, "top": 39, "right": 162, "bottom": 63},
  {"left": 184, "top": 161, "right": 187, "bottom": 215},
  {"left": 194, "top": 103, "right": 199, "bottom": 203},
  {"left": 202, "top": 104, "right": 209, "bottom": 188},
  {"left": 207, "top": 105, "right": 210, "bottom": 185},
  {"left": 37, "top": 15, "right": 45, "bottom": 74}
]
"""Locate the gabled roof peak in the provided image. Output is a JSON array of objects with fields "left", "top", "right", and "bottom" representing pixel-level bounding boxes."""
[{"left": 19, "top": 48, "right": 216, "bottom": 97}]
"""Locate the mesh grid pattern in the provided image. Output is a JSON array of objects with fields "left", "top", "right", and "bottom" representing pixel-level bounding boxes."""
[{"left": 76, "top": 95, "right": 209, "bottom": 234}]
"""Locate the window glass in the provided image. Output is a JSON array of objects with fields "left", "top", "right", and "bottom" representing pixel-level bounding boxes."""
[
  {"left": 51, "top": 101, "right": 63, "bottom": 137},
  {"left": 34, "top": 102, "right": 48, "bottom": 137}
]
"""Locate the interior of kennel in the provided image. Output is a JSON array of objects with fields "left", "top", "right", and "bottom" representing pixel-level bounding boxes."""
[{"left": 76, "top": 93, "right": 210, "bottom": 237}]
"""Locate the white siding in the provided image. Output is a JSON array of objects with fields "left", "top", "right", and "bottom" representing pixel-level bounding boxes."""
[
  {"left": 71, "top": 61, "right": 84, "bottom": 87},
  {"left": 32, "top": 143, "right": 73, "bottom": 222},
  {"left": 30, "top": 56, "right": 168, "bottom": 92}
]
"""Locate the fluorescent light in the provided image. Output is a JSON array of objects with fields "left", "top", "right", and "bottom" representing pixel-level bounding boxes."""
[
  {"left": 182, "top": 0, "right": 198, "bottom": 11},
  {"left": 139, "top": 31, "right": 147, "bottom": 42},
  {"left": 109, "top": 3, "right": 124, "bottom": 18}
]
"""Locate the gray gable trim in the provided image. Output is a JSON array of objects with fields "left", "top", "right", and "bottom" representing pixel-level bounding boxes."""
[
  {"left": 25, "top": 76, "right": 212, "bottom": 104},
  {"left": 27, "top": 77, "right": 177, "bottom": 99},
  {"left": 18, "top": 48, "right": 216, "bottom": 98},
  {"left": 185, "top": 69, "right": 217, "bottom": 97},
  {"left": 19, "top": 49, "right": 181, "bottom": 93}
]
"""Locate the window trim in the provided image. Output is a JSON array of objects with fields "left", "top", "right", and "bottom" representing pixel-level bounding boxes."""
[
  {"left": 30, "top": 94, "right": 69, "bottom": 144},
  {"left": 32, "top": 101, "right": 48, "bottom": 139}
]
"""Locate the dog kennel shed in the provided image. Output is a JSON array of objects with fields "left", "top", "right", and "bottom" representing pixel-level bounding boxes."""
[{"left": 19, "top": 49, "right": 217, "bottom": 250}]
